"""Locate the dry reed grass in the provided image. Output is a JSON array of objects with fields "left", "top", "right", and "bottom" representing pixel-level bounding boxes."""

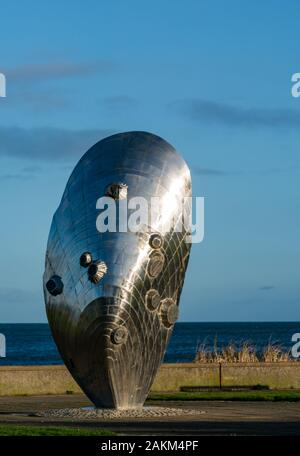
[{"left": 194, "top": 339, "right": 293, "bottom": 363}]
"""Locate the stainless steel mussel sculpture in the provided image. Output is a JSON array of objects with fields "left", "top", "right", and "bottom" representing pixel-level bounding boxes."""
[{"left": 43, "top": 131, "right": 192, "bottom": 409}]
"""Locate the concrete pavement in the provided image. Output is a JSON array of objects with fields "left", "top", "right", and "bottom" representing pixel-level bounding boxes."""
[{"left": 0, "top": 394, "right": 300, "bottom": 436}]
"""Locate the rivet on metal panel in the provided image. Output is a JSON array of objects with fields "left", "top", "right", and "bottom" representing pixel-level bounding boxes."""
[
  {"left": 105, "top": 183, "right": 128, "bottom": 200},
  {"left": 111, "top": 326, "right": 128, "bottom": 345},
  {"left": 145, "top": 289, "right": 161, "bottom": 311},
  {"left": 147, "top": 251, "right": 165, "bottom": 278},
  {"left": 88, "top": 261, "right": 107, "bottom": 284},
  {"left": 46, "top": 275, "right": 64, "bottom": 296},
  {"left": 80, "top": 252, "right": 93, "bottom": 268},
  {"left": 160, "top": 298, "right": 178, "bottom": 328},
  {"left": 149, "top": 233, "right": 163, "bottom": 249}
]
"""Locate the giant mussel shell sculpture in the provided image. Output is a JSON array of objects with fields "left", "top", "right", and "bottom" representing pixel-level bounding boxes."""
[{"left": 44, "top": 131, "right": 192, "bottom": 408}]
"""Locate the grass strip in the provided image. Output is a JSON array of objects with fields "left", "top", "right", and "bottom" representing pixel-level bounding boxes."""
[
  {"left": 0, "top": 425, "right": 116, "bottom": 436},
  {"left": 147, "top": 390, "right": 300, "bottom": 402}
]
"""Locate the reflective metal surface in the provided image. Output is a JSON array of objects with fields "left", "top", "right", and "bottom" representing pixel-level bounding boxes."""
[{"left": 44, "top": 131, "right": 192, "bottom": 409}]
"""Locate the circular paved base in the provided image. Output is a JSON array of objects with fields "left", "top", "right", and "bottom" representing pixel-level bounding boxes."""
[{"left": 38, "top": 406, "right": 205, "bottom": 419}]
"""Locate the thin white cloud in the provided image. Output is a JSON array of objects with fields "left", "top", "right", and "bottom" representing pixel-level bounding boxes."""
[
  {"left": 4, "top": 60, "right": 116, "bottom": 82},
  {"left": 0, "top": 126, "right": 115, "bottom": 162},
  {"left": 171, "top": 99, "right": 300, "bottom": 128}
]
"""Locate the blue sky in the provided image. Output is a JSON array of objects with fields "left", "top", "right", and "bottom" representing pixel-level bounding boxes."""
[{"left": 0, "top": 0, "right": 299, "bottom": 322}]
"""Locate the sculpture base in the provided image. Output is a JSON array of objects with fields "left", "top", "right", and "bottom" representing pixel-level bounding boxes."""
[{"left": 38, "top": 406, "right": 205, "bottom": 419}]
